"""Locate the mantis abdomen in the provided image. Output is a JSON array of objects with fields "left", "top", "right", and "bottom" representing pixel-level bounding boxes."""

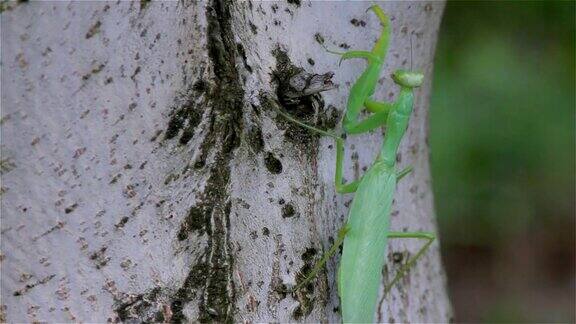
[{"left": 338, "top": 161, "right": 396, "bottom": 323}]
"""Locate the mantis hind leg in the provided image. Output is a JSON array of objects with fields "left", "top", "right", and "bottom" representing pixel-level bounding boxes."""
[
  {"left": 293, "top": 225, "right": 350, "bottom": 292},
  {"left": 384, "top": 231, "right": 435, "bottom": 294}
]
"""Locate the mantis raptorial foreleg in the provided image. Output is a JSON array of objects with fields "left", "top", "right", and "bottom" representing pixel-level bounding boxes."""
[
  {"left": 364, "top": 99, "right": 393, "bottom": 114},
  {"left": 384, "top": 231, "right": 436, "bottom": 294},
  {"left": 344, "top": 110, "right": 390, "bottom": 134}
]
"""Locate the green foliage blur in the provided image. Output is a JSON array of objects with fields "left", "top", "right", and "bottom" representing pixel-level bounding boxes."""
[{"left": 430, "top": 1, "right": 575, "bottom": 322}]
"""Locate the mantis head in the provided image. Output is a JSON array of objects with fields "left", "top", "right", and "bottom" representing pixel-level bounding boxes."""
[{"left": 391, "top": 70, "right": 424, "bottom": 88}]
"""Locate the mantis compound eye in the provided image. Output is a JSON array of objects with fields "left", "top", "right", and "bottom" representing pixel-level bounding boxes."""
[{"left": 392, "top": 70, "right": 424, "bottom": 88}]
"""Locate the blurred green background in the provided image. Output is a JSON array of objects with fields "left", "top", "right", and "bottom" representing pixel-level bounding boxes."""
[{"left": 430, "top": 1, "right": 575, "bottom": 322}]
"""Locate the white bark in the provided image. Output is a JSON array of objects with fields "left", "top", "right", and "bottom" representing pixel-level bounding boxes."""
[{"left": 1, "top": 1, "right": 450, "bottom": 323}]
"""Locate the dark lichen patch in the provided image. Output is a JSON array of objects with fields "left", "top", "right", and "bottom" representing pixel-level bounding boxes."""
[
  {"left": 130, "top": 66, "right": 141, "bottom": 82},
  {"left": 236, "top": 43, "right": 252, "bottom": 73},
  {"left": 81, "top": 63, "right": 106, "bottom": 81},
  {"left": 169, "top": 0, "right": 244, "bottom": 321},
  {"left": 317, "top": 105, "right": 341, "bottom": 130},
  {"left": 172, "top": 253, "right": 236, "bottom": 322},
  {"left": 140, "top": 0, "right": 151, "bottom": 10},
  {"left": 12, "top": 274, "right": 55, "bottom": 297},
  {"left": 193, "top": 79, "right": 207, "bottom": 92},
  {"left": 177, "top": 206, "right": 206, "bottom": 240},
  {"left": 179, "top": 127, "right": 195, "bottom": 145},
  {"left": 64, "top": 203, "right": 79, "bottom": 214},
  {"left": 272, "top": 47, "right": 314, "bottom": 109},
  {"left": 350, "top": 18, "right": 366, "bottom": 27},
  {"left": 109, "top": 173, "right": 122, "bottom": 184},
  {"left": 292, "top": 302, "right": 312, "bottom": 321},
  {"left": 281, "top": 203, "right": 296, "bottom": 218},
  {"left": 286, "top": 0, "right": 301, "bottom": 7},
  {"left": 164, "top": 82, "right": 205, "bottom": 145},
  {"left": 246, "top": 126, "right": 264, "bottom": 153},
  {"left": 269, "top": 48, "right": 339, "bottom": 145},
  {"left": 392, "top": 251, "right": 404, "bottom": 263},
  {"left": 89, "top": 246, "right": 110, "bottom": 269},
  {"left": 292, "top": 263, "right": 315, "bottom": 320},
  {"left": 290, "top": 246, "right": 323, "bottom": 320},
  {"left": 115, "top": 287, "right": 167, "bottom": 323},
  {"left": 0, "top": 158, "right": 16, "bottom": 175},
  {"left": 171, "top": 261, "right": 209, "bottom": 322},
  {"left": 150, "top": 129, "right": 162, "bottom": 142},
  {"left": 170, "top": 262, "right": 210, "bottom": 322},
  {"left": 248, "top": 21, "right": 258, "bottom": 34},
  {"left": 236, "top": 198, "right": 251, "bottom": 209},
  {"left": 193, "top": 160, "right": 205, "bottom": 170},
  {"left": 114, "top": 216, "right": 130, "bottom": 229},
  {"left": 264, "top": 152, "right": 282, "bottom": 174},
  {"left": 0, "top": 0, "right": 27, "bottom": 13},
  {"left": 85, "top": 21, "right": 101, "bottom": 39},
  {"left": 301, "top": 247, "right": 317, "bottom": 262},
  {"left": 164, "top": 173, "right": 180, "bottom": 185},
  {"left": 32, "top": 221, "right": 65, "bottom": 241},
  {"left": 261, "top": 93, "right": 313, "bottom": 146}
]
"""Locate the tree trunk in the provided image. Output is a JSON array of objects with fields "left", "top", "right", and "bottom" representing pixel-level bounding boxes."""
[{"left": 0, "top": 1, "right": 451, "bottom": 322}]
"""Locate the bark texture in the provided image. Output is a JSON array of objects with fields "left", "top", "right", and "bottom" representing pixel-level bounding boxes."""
[{"left": 1, "top": 1, "right": 451, "bottom": 322}]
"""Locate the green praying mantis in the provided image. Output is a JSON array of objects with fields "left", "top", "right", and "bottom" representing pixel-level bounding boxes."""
[{"left": 274, "top": 5, "right": 435, "bottom": 323}]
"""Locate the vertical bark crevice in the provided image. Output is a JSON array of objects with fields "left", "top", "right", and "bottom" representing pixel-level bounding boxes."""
[{"left": 170, "top": 0, "right": 245, "bottom": 322}]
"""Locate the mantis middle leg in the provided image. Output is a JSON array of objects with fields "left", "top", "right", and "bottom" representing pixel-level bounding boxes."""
[
  {"left": 384, "top": 231, "right": 436, "bottom": 294},
  {"left": 273, "top": 106, "right": 362, "bottom": 194}
]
